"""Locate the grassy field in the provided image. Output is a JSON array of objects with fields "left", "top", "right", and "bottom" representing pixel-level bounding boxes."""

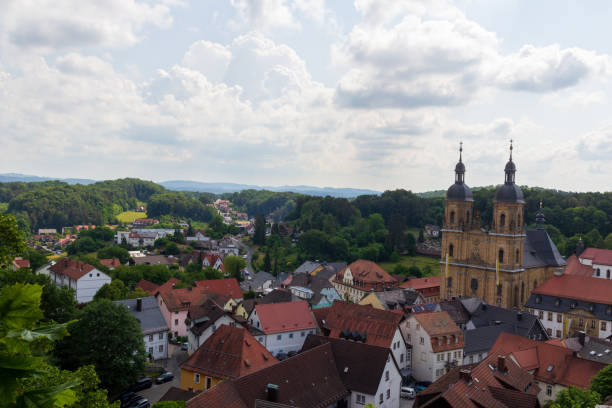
[
  {"left": 115, "top": 211, "right": 147, "bottom": 223},
  {"left": 48, "top": 252, "right": 67, "bottom": 261},
  {"left": 190, "top": 221, "right": 208, "bottom": 230},
  {"left": 379, "top": 255, "right": 440, "bottom": 276}
]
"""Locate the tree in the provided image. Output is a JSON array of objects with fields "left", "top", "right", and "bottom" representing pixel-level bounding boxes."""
[
  {"left": 22, "top": 247, "right": 49, "bottom": 271},
  {"left": 165, "top": 242, "right": 179, "bottom": 255},
  {"left": 393, "top": 264, "right": 410, "bottom": 275},
  {"left": 591, "top": 363, "right": 612, "bottom": 401},
  {"left": 54, "top": 299, "right": 146, "bottom": 396},
  {"left": 0, "top": 283, "right": 78, "bottom": 407},
  {"left": 223, "top": 256, "right": 246, "bottom": 281},
  {"left": 0, "top": 213, "right": 26, "bottom": 265},
  {"left": 405, "top": 232, "right": 417, "bottom": 256},
  {"left": 263, "top": 249, "right": 271, "bottom": 272},
  {"left": 549, "top": 386, "right": 600, "bottom": 408},
  {"left": 605, "top": 233, "right": 612, "bottom": 250},
  {"left": 408, "top": 265, "right": 422, "bottom": 278},
  {"left": 153, "top": 402, "right": 185, "bottom": 408},
  {"left": 94, "top": 280, "right": 128, "bottom": 301},
  {"left": 418, "top": 229, "right": 425, "bottom": 243},
  {"left": 172, "top": 229, "right": 185, "bottom": 244},
  {"left": 253, "top": 214, "right": 266, "bottom": 245},
  {"left": 97, "top": 246, "right": 130, "bottom": 264}
]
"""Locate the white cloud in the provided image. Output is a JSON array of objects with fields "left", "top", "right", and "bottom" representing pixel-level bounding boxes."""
[
  {"left": 230, "top": 0, "right": 300, "bottom": 32},
  {"left": 0, "top": 0, "right": 174, "bottom": 53}
]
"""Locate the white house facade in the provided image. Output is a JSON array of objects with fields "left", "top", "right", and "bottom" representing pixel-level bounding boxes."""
[{"left": 49, "top": 259, "right": 111, "bottom": 303}]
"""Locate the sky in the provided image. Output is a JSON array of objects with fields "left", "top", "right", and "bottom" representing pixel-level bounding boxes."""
[{"left": 2, "top": 0, "right": 612, "bottom": 193}]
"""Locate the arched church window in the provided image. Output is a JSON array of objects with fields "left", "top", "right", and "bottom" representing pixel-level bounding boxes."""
[
  {"left": 466, "top": 211, "right": 470, "bottom": 223},
  {"left": 521, "top": 282, "right": 525, "bottom": 303},
  {"left": 470, "top": 278, "right": 478, "bottom": 291},
  {"left": 447, "top": 277, "right": 452, "bottom": 288},
  {"left": 498, "top": 249, "right": 504, "bottom": 263},
  {"left": 450, "top": 211, "right": 455, "bottom": 224},
  {"left": 500, "top": 213, "right": 506, "bottom": 227},
  {"left": 515, "top": 249, "right": 519, "bottom": 263},
  {"left": 517, "top": 214, "right": 521, "bottom": 227},
  {"left": 449, "top": 244, "right": 454, "bottom": 257},
  {"left": 514, "top": 286, "right": 519, "bottom": 308}
]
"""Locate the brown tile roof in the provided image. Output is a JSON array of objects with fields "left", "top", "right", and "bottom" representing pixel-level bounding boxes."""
[
  {"left": 564, "top": 254, "right": 594, "bottom": 277},
  {"left": 195, "top": 278, "right": 243, "bottom": 299},
  {"left": 157, "top": 277, "right": 180, "bottom": 293},
  {"left": 413, "top": 311, "right": 464, "bottom": 352},
  {"left": 317, "top": 300, "right": 402, "bottom": 347},
  {"left": 187, "top": 343, "right": 348, "bottom": 408},
  {"left": 532, "top": 274, "right": 612, "bottom": 305},
  {"left": 181, "top": 325, "right": 278, "bottom": 379},
  {"left": 334, "top": 259, "right": 399, "bottom": 291},
  {"left": 99, "top": 258, "right": 121, "bottom": 268},
  {"left": 254, "top": 301, "right": 316, "bottom": 334},
  {"left": 301, "top": 335, "right": 395, "bottom": 395},
  {"left": 12, "top": 257, "right": 31, "bottom": 269},
  {"left": 580, "top": 247, "right": 612, "bottom": 266},
  {"left": 187, "top": 299, "right": 231, "bottom": 337},
  {"left": 159, "top": 286, "right": 212, "bottom": 313},
  {"left": 158, "top": 386, "right": 197, "bottom": 402},
  {"left": 491, "top": 332, "right": 606, "bottom": 389},
  {"left": 401, "top": 275, "right": 441, "bottom": 290},
  {"left": 49, "top": 258, "right": 95, "bottom": 280},
  {"left": 417, "top": 350, "right": 539, "bottom": 408},
  {"left": 136, "top": 279, "right": 160, "bottom": 295}
]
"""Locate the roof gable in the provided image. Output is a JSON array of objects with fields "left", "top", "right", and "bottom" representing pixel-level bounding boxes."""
[
  {"left": 49, "top": 258, "right": 96, "bottom": 280},
  {"left": 254, "top": 301, "right": 316, "bottom": 334},
  {"left": 195, "top": 278, "right": 243, "bottom": 299}
]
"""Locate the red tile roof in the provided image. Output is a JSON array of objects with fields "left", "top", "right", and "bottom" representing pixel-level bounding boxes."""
[
  {"left": 49, "top": 258, "right": 95, "bottom": 280},
  {"left": 12, "top": 257, "right": 30, "bottom": 269},
  {"left": 187, "top": 343, "right": 348, "bottom": 408},
  {"left": 580, "top": 247, "right": 612, "bottom": 266},
  {"left": 99, "top": 258, "right": 121, "bottom": 268},
  {"left": 253, "top": 300, "right": 316, "bottom": 334},
  {"left": 564, "top": 254, "right": 595, "bottom": 277},
  {"left": 334, "top": 260, "right": 398, "bottom": 291},
  {"left": 195, "top": 278, "right": 243, "bottom": 299},
  {"left": 490, "top": 332, "right": 606, "bottom": 389},
  {"left": 532, "top": 274, "right": 612, "bottom": 304},
  {"left": 159, "top": 286, "right": 228, "bottom": 313},
  {"left": 316, "top": 301, "right": 402, "bottom": 347},
  {"left": 181, "top": 325, "right": 278, "bottom": 379},
  {"left": 412, "top": 311, "right": 464, "bottom": 352},
  {"left": 417, "top": 351, "right": 539, "bottom": 408},
  {"left": 136, "top": 279, "right": 159, "bottom": 295},
  {"left": 157, "top": 277, "right": 180, "bottom": 294},
  {"left": 401, "top": 275, "right": 441, "bottom": 290}
]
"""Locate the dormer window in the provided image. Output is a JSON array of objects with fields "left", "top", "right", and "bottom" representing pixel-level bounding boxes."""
[
  {"left": 570, "top": 301, "right": 577, "bottom": 309},
  {"left": 535, "top": 295, "right": 542, "bottom": 304}
]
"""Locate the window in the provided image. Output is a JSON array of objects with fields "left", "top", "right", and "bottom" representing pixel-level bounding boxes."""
[
  {"left": 546, "top": 385, "right": 552, "bottom": 396},
  {"left": 356, "top": 394, "right": 365, "bottom": 405},
  {"left": 89, "top": 273, "right": 92, "bottom": 277},
  {"left": 470, "top": 278, "right": 478, "bottom": 291},
  {"left": 420, "top": 337, "right": 424, "bottom": 345},
  {"left": 277, "top": 334, "right": 282, "bottom": 340},
  {"left": 159, "top": 344, "right": 163, "bottom": 352},
  {"left": 579, "top": 318, "right": 584, "bottom": 327},
  {"left": 518, "top": 214, "right": 521, "bottom": 227},
  {"left": 174, "top": 319, "right": 178, "bottom": 326},
  {"left": 602, "top": 322, "right": 607, "bottom": 331},
  {"left": 386, "top": 389, "right": 390, "bottom": 399},
  {"left": 194, "top": 373, "right": 200, "bottom": 384},
  {"left": 597, "top": 268, "right": 601, "bottom": 277},
  {"left": 516, "top": 249, "right": 520, "bottom": 263},
  {"left": 385, "top": 371, "right": 389, "bottom": 381},
  {"left": 96, "top": 273, "right": 100, "bottom": 277},
  {"left": 498, "top": 249, "right": 504, "bottom": 263},
  {"left": 546, "top": 328, "right": 552, "bottom": 336},
  {"left": 608, "top": 270, "right": 611, "bottom": 279},
  {"left": 447, "top": 277, "right": 453, "bottom": 288},
  {"left": 450, "top": 211, "right": 455, "bottom": 224},
  {"left": 289, "top": 333, "right": 293, "bottom": 339},
  {"left": 379, "top": 393, "right": 384, "bottom": 404},
  {"left": 500, "top": 213, "right": 506, "bottom": 227},
  {"left": 205, "top": 377, "right": 212, "bottom": 389},
  {"left": 556, "top": 330, "right": 561, "bottom": 338},
  {"left": 591, "top": 320, "right": 596, "bottom": 329},
  {"left": 557, "top": 314, "right": 562, "bottom": 323},
  {"left": 301, "top": 331, "right": 305, "bottom": 337},
  {"left": 416, "top": 324, "right": 420, "bottom": 330},
  {"left": 469, "top": 355, "right": 474, "bottom": 363},
  {"left": 449, "top": 244, "right": 454, "bottom": 257},
  {"left": 149, "top": 335, "right": 153, "bottom": 341},
  {"left": 148, "top": 347, "right": 153, "bottom": 355},
  {"left": 547, "top": 312, "right": 553, "bottom": 321},
  {"left": 400, "top": 354, "right": 404, "bottom": 363}
]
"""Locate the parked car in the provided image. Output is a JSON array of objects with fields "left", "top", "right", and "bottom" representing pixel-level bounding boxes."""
[
  {"left": 180, "top": 342, "right": 189, "bottom": 351},
  {"left": 131, "top": 377, "right": 152, "bottom": 392},
  {"left": 400, "top": 386, "right": 416, "bottom": 399},
  {"left": 126, "top": 397, "right": 150, "bottom": 408},
  {"left": 414, "top": 385, "right": 427, "bottom": 394},
  {"left": 156, "top": 372, "right": 174, "bottom": 384},
  {"left": 119, "top": 392, "right": 140, "bottom": 408}
]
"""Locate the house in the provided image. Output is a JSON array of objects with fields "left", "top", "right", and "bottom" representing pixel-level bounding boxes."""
[
  {"left": 99, "top": 258, "right": 121, "bottom": 270},
  {"left": 202, "top": 253, "right": 224, "bottom": 271},
  {"left": 186, "top": 298, "right": 244, "bottom": 354},
  {"left": 185, "top": 342, "right": 349, "bottom": 408},
  {"left": 241, "top": 271, "right": 276, "bottom": 293},
  {"left": 11, "top": 257, "right": 30, "bottom": 270},
  {"left": 462, "top": 302, "right": 548, "bottom": 365},
  {"left": 561, "top": 332, "right": 612, "bottom": 365},
  {"left": 302, "top": 335, "right": 402, "bottom": 408},
  {"left": 156, "top": 286, "right": 223, "bottom": 337},
  {"left": 235, "top": 289, "right": 296, "bottom": 319},
  {"left": 247, "top": 300, "right": 317, "bottom": 357},
  {"left": 116, "top": 228, "right": 178, "bottom": 247},
  {"left": 437, "top": 298, "right": 471, "bottom": 329},
  {"left": 186, "top": 230, "right": 210, "bottom": 242},
  {"left": 491, "top": 331, "right": 606, "bottom": 404},
  {"left": 195, "top": 278, "right": 243, "bottom": 301},
  {"left": 181, "top": 325, "right": 277, "bottom": 392},
  {"left": 359, "top": 288, "right": 424, "bottom": 312},
  {"left": 137, "top": 279, "right": 160, "bottom": 295},
  {"left": 424, "top": 224, "right": 440, "bottom": 238},
  {"left": 414, "top": 352, "right": 540, "bottom": 408},
  {"left": 133, "top": 218, "right": 159, "bottom": 227},
  {"left": 565, "top": 247, "right": 612, "bottom": 279},
  {"left": 38, "top": 228, "right": 57, "bottom": 235},
  {"left": 400, "top": 276, "right": 441, "bottom": 303},
  {"left": 284, "top": 273, "right": 342, "bottom": 309},
  {"left": 331, "top": 260, "right": 399, "bottom": 303},
  {"left": 405, "top": 311, "right": 464, "bottom": 383},
  {"left": 49, "top": 258, "right": 111, "bottom": 303},
  {"left": 525, "top": 273, "right": 612, "bottom": 339},
  {"left": 314, "top": 301, "right": 410, "bottom": 373},
  {"left": 114, "top": 297, "right": 169, "bottom": 360}
]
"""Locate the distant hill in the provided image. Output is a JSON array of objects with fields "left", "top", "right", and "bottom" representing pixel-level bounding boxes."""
[{"left": 0, "top": 173, "right": 380, "bottom": 198}]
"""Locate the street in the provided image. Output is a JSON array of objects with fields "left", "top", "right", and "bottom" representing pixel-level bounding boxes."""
[
  {"left": 232, "top": 236, "right": 254, "bottom": 274},
  {"left": 401, "top": 397, "right": 415, "bottom": 408},
  {"left": 137, "top": 344, "right": 188, "bottom": 405}
]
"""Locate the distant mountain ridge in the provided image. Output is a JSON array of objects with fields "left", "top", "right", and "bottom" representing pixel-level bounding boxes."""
[{"left": 0, "top": 173, "right": 380, "bottom": 198}]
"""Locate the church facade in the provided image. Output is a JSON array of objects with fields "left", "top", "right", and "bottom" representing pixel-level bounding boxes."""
[{"left": 439, "top": 144, "right": 566, "bottom": 309}]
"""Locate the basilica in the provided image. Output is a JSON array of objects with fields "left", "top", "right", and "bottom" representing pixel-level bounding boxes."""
[{"left": 439, "top": 143, "right": 566, "bottom": 309}]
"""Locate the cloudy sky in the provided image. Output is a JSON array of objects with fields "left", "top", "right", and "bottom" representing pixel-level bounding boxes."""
[{"left": 2, "top": 0, "right": 612, "bottom": 192}]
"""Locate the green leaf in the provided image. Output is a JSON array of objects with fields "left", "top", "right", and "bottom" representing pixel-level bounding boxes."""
[
  {"left": 15, "top": 379, "right": 80, "bottom": 408},
  {"left": 0, "top": 284, "right": 43, "bottom": 332},
  {"left": 6, "top": 321, "right": 73, "bottom": 343}
]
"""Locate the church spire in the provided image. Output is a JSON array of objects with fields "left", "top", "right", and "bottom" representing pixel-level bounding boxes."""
[
  {"left": 504, "top": 139, "right": 516, "bottom": 185},
  {"left": 536, "top": 200, "right": 546, "bottom": 230},
  {"left": 455, "top": 141, "right": 465, "bottom": 184}
]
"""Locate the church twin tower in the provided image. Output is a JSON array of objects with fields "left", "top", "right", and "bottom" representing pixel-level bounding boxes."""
[{"left": 440, "top": 142, "right": 564, "bottom": 309}]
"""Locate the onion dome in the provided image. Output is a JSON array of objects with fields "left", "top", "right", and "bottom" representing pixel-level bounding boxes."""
[
  {"left": 536, "top": 200, "right": 546, "bottom": 230},
  {"left": 446, "top": 142, "right": 473, "bottom": 201},
  {"left": 495, "top": 140, "right": 524, "bottom": 203}
]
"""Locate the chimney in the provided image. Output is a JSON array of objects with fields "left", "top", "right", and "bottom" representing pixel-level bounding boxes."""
[
  {"left": 267, "top": 384, "right": 279, "bottom": 402},
  {"left": 459, "top": 369, "right": 472, "bottom": 382},
  {"left": 497, "top": 356, "right": 506, "bottom": 372},
  {"left": 578, "top": 331, "right": 586, "bottom": 346},
  {"left": 136, "top": 298, "right": 142, "bottom": 312}
]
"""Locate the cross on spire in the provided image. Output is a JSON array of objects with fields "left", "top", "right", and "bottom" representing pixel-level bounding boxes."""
[
  {"left": 509, "top": 139, "right": 513, "bottom": 160},
  {"left": 459, "top": 141, "right": 463, "bottom": 162}
]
